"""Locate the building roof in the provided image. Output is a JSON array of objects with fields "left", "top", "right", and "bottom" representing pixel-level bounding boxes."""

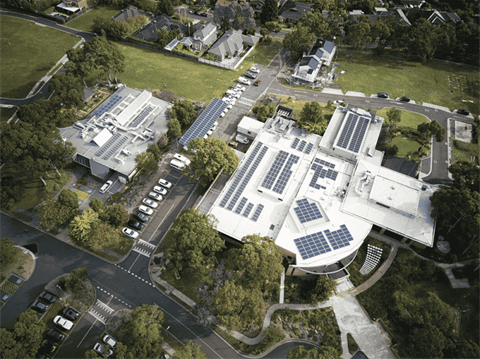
[
  {"left": 82, "top": 86, "right": 95, "bottom": 102},
  {"left": 205, "top": 105, "right": 438, "bottom": 272},
  {"left": 60, "top": 86, "right": 172, "bottom": 178},
  {"left": 193, "top": 22, "right": 217, "bottom": 41},
  {"left": 279, "top": 0, "right": 314, "bottom": 22},
  {"left": 134, "top": 14, "right": 187, "bottom": 42},
  {"left": 180, "top": 36, "right": 193, "bottom": 47},
  {"left": 383, "top": 156, "right": 419, "bottom": 177},
  {"left": 56, "top": 2, "right": 81, "bottom": 12},
  {"left": 209, "top": 29, "right": 244, "bottom": 58},
  {"left": 112, "top": 5, "right": 151, "bottom": 23}
]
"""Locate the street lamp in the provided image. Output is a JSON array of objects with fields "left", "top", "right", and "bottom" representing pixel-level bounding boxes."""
[
  {"left": 56, "top": 285, "right": 66, "bottom": 297},
  {"left": 165, "top": 326, "right": 170, "bottom": 337}
]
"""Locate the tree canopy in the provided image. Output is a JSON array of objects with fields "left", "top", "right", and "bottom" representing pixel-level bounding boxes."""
[
  {"left": 253, "top": 103, "right": 276, "bottom": 122},
  {"left": 214, "top": 1, "right": 255, "bottom": 31},
  {"left": 0, "top": 238, "right": 21, "bottom": 271},
  {"left": 185, "top": 138, "right": 239, "bottom": 186},
  {"left": 172, "top": 340, "right": 206, "bottom": 359},
  {"left": 299, "top": 101, "right": 328, "bottom": 135},
  {"left": 282, "top": 26, "right": 316, "bottom": 62},
  {"left": 170, "top": 100, "right": 196, "bottom": 130},
  {"left": 260, "top": 0, "right": 278, "bottom": 24},
  {"left": 167, "top": 117, "right": 182, "bottom": 139}
]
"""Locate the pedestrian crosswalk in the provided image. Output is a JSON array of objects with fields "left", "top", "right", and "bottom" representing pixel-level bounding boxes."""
[
  {"left": 132, "top": 239, "right": 156, "bottom": 258},
  {"left": 87, "top": 299, "right": 115, "bottom": 324},
  {"left": 238, "top": 97, "right": 256, "bottom": 106}
]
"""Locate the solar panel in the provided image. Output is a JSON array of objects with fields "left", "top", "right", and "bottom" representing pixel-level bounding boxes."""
[
  {"left": 103, "top": 136, "right": 129, "bottom": 160},
  {"left": 348, "top": 117, "right": 369, "bottom": 153},
  {"left": 251, "top": 204, "right": 264, "bottom": 222},
  {"left": 294, "top": 232, "right": 331, "bottom": 260},
  {"left": 291, "top": 138, "right": 299, "bottom": 149},
  {"left": 337, "top": 113, "right": 358, "bottom": 149},
  {"left": 130, "top": 106, "right": 153, "bottom": 128},
  {"left": 220, "top": 142, "right": 263, "bottom": 208},
  {"left": 325, "top": 225, "right": 353, "bottom": 250},
  {"left": 298, "top": 140, "right": 306, "bottom": 152},
  {"left": 235, "top": 197, "right": 248, "bottom": 214},
  {"left": 261, "top": 151, "right": 288, "bottom": 190},
  {"left": 243, "top": 203, "right": 254, "bottom": 217},
  {"left": 227, "top": 145, "right": 268, "bottom": 210},
  {"left": 179, "top": 98, "right": 227, "bottom": 147},
  {"left": 294, "top": 198, "right": 323, "bottom": 223},
  {"left": 304, "top": 143, "right": 313, "bottom": 154},
  {"left": 272, "top": 154, "right": 299, "bottom": 194},
  {"left": 309, "top": 162, "right": 338, "bottom": 189},
  {"left": 95, "top": 133, "right": 121, "bottom": 157}
]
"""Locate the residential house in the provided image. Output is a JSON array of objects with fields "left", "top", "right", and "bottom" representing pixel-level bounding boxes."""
[
  {"left": 376, "top": 8, "right": 411, "bottom": 25},
  {"left": 208, "top": 29, "right": 259, "bottom": 62},
  {"left": 112, "top": 6, "right": 151, "bottom": 23},
  {"left": 423, "top": 9, "right": 462, "bottom": 25},
  {"left": 191, "top": 22, "right": 218, "bottom": 51},
  {"left": 82, "top": 87, "right": 96, "bottom": 102},
  {"left": 134, "top": 14, "right": 188, "bottom": 42},
  {"left": 278, "top": 0, "right": 314, "bottom": 23},
  {"left": 292, "top": 39, "right": 337, "bottom": 83},
  {"left": 55, "top": 0, "right": 85, "bottom": 15},
  {"left": 250, "top": 0, "right": 288, "bottom": 12}
]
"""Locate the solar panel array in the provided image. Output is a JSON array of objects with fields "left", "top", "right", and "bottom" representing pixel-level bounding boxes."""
[
  {"left": 95, "top": 133, "right": 121, "bottom": 157},
  {"left": 305, "top": 143, "right": 314, "bottom": 154},
  {"left": 261, "top": 151, "right": 288, "bottom": 190},
  {"left": 130, "top": 106, "right": 153, "bottom": 128},
  {"left": 272, "top": 154, "right": 299, "bottom": 194},
  {"left": 94, "top": 94, "right": 122, "bottom": 117},
  {"left": 179, "top": 98, "right": 227, "bottom": 146},
  {"left": 337, "top": 113, "right": 358, "bottom": 149},
  {"left": 243, "top": 203, "right": 254, "bottom": 217},
  {"left": 347, "top": 117, "right": 369, "bottom": 153},
  {"left": 294, "top": 198, "right": 323, "bottom": 223},
  {"left": 314, "top": 158, "right": 335, "bottom": 168},
  {"left": 235, "top": 197, "right": 248, "bottom": 214},
  {"left": 309, "top": 161, "right": 338, "bottom": 189},
  {"left": 294, "top": 232, "right": 331, "bottom": 260},
  {"left": 324, "top": 225, "right": 354, "bottom": 250},
  {"left": 219, "top": 142, "right": 263, "bottom": 208},
  {"left": 298, "top": 140, "right": 306, "bottom": 152},
  {"left": 291, "top": 138, "right": 299, "bottom": 149},
  {"left": 103, "top": 136, "right": 129, "bottom": 160},
  {"left": 252, "top": 204, "right": 264, "bottom": 222}
]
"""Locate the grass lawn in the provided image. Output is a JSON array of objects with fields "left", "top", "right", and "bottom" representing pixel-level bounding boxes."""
[
  {"left": 391, "top": 136, "right": 423, "bottom": 157},
  {"left": 335, "top": 52, "right": 479, "bottom": 115},
  {"left": 104, "top": 236, "right": 134, "bottom": 256},
  {"left": 0, "top": 16, "right": 79, "bottom": 98},
  {"left": 118, "top": 39, "right": 282, "bottom": 102},
  {"left": 451, "top": 138, "right": 479, "bottom": 165},
  {"left": 0, "top": 107, "right": 17, "bottom": 123},
  {"left": 41, "top": 300, "right": 63, "bottom": 330},
  {"left": 66, "top": 6, "right": 121, "bottom": 31},
  {"left": 239, "top": 38, "right": 283, "bottom": 68},
  {"left": 376, "top": 108, "right": 429, "bottom": 128}
]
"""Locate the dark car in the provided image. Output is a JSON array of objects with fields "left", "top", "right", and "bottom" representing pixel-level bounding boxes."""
[
  {"left": 399, "top": 96, "right": 410, "bottom": 102},
  {"left": 245, "top": 72, "right": 256, "bottom": 79},
  {"left": 133, "top": 211, "right": 149, "bottom": 223},
  {"left": 457, "top": 109, "right": 470, "bottom": 116},
  {"left": 39, "top": 290, "right": 58, "bottom": 304},
  {"left": 199, "top": 12, "right": 208, "bottom": 17},
  {"left": 377, "top": 92, "right": 389, "bottom": 98},
  {"left": 39, "top": 341, "right": 57, "bottom": 355},
  {"left": 62, "top": 307, "right": 80, "bottom": 321},
  {"left": 128, "top": 220, "right": 144, "bottom": 231},
  {"left": 253, "top": 80, "right": 261, "bottom": 87},
  {"left": 46, "top": 328, "right": 66, "bottom": 343},
  {"left": 32, "top": 300, "right": 50, "bottom": 313}
]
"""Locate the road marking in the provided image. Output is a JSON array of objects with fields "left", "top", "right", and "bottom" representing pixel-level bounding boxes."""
[
  {"left": 77, "top": 320, "right": 98, "bottom": 348},
  {"left": 147, "top": 204, "right": 175, "bottom": 242},
  {"left": 128, "top": 254, "right": 141, "bottom": 271}
]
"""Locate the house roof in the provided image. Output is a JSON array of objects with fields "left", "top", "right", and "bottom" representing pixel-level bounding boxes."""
[
  {"left": 112, "top": 5, "right": 151, "bottom": 23},
  {"left": 279, "top": 1, "right": 314, "bottom": 22},
  {"left": 209, "top": 29, "right": 244, "bottom": 57},
  {"left": 134, "top": 14, "right": 187, "bottom": 42},
  {"left": 180, "top": 36, "right": 193, "bottom": 46},
  {"left": 193, "top": 22, "right": 217, "bottom": 41},
  {"left": 82, "top": 86, "right": 95, "bottom": 102}
]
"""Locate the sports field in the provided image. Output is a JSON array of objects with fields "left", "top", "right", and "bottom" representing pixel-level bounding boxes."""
[{"left": 0, "top": 16, "right": 79, "bottom": 98}]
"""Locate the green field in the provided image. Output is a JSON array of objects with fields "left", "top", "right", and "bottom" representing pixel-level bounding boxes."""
[
  {"left": 335, "top": 52, "right": 479, "bottom": 115},
  {"left": 118, "top": 40, "right": 281, "bottom": 102},
  {"left": 376, "top": 108, "right": 429, "bottom": 128},
  {"left": 392, "top": 136, "right": 423, "bottom": 157},
  {"left": 0, "top": 107, "right": 17, "bottom": 123},
  {"left": 66, "top": 5, "right": 121, "bottom": 31},
  {"left": 0, "top": 16, "right": 79, "bottom": 98}
]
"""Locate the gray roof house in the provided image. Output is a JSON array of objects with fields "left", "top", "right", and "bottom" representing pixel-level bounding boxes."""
[
  {"left": 208, "top": 29, "right": 259, "bottom": 61},
  {"left": 292, "top": 40, "right": 337, "bottom": 83},
  {"left": 134, "top": 14, "right": 187, "bottom": 42},
  {"left": 191, "top": 22, "right": 218, "bottom": 51},
  {"left": 279, "top": 0, "right": 314, "bottom": 23},
  {"left": 112, "top": 5, "right": 151, "bottom": 23}
]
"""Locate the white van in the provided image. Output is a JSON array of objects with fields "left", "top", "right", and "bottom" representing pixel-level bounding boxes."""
[
  {"left": 173, "top": 154, "right": 191, "bottom": 166},
  {"left": 170, "top": 159, "right": 186, "bottom": 171}
]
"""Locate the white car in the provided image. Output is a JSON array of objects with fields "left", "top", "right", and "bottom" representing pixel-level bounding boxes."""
[
  {"left": 230, "top": 92, "right": 241, "bottom": 99},
  {"left": 238, "top": 77, "right": 251, "bottom": 86},
  {"left": 174, "top": 153, "right": 191, "bottom": 166},
  {"left": 139, "top": 205, "right": 153, "bottom": 216},
  {"left": 103, "top": 334, "right": 117, "bottom": 348},
  {"left": 122, "top": 227, "right": 139, "bottom": 239},
  {"left": 99, "top": 180, "right": 113, "bottom": 194},
  {"left": 236, "top": 134, "right": 249, "bottom": 144},
  {"left": 227, "top": 104, "right": 233, "bottom": 110},
  {"left": 54, "top": 316, "right": 73, "bottom": 331},
  {"left": 94, "top": 343, "right": 113, "bottom": 357},
  {"left": 153, "top": 186, "right": 167, "bottom": 195},
  {"left": 149, "top": 192, "right": 162, "bottom": 201},
  {"left": 225, "top": 90, "right": 236, "bottom": 96},
  {"left": 210, "top": 122, "right": 218, "bottom": 132},
  {"left": 220, "top": 112, "right": 226, "bottom": 117},
  {"left": 142, "top": 198, "right": 158, "bottom": 208},
  {"left": 250, "top": 66, "right": 260, "bottom": 73},
  {"left": 234, "top": 85, "right": 246, "bottom": 92},
  {"left": 222, "top": 97, "right": 231, "bottom": 103},
  {"left": 158, "top": 179, "right": 172, "bottom": 188}
]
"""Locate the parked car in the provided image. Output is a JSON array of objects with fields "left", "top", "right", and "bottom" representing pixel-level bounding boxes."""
[
  {"left": 230, "top": 92, "right": 241, "bottom": 99},
  {"left": 220, "top": 111, "right": 226, "bottom": 118},
  {"left": 32, "top": 300, "right": 50, "bottom": 313},
  {"left": 158, "top": 179, "right": 172, "bottom": 188},
  {"left": 148, "top": 192, "right": 162, "bottom": 201},
  {"left": 233, "top": 84, "right": 246, "bottom": 92},
  {"left": 142, "top": 198, "right": 158, "bottom": 209},
  {"left": 228, "top": 141, "right": 238, "bottom": 148},
  {"left": 39, "top": 341, "right": 57, "bottom": 355},
  {"left": 457, "top": 109, "right": 470, "bottom": 116},
  {"left": 39, "top": 291, "right": 58, "bottom": 304},
  {"left": 103, "top": 334, "right": 117, "bottom": 348},
  {"left": 174, "top": 153, "right": 191, "bottom": 166},
  {"left": 93, "top": 343, "right": 113, "bottom": 357},
  {"left": 133, "top": 211, "right": 149, "bottom": 223},
  {"left": 170, "top": 159, "right": 186, "bottom": 171},
  {"left": 99, "top": 180, "right": 113, "bottom": 194},
  {"left": 399, "top": 96, "right": 410, "bottom": 102},
  {"left": 138, "top": 205, "right": 153, "bottom": 216},
  {"left": 54, "top": 316, "right": 73, "bottom": 331},
  {"left": 62, "top": 307, "right": 80, "bottom": 321},
  {"left": 210, "top": 122, "right": 218, "bottom": 132},
  {"left": 377, "top": 92, "right": 389, "bottom": 98},
  {"left": 128, "top": 220, "right": 144, "bottom": 231},
  {"left": 122, "top": 227, "right": 139, "bottom": 239},
  {"left": 249, "top": 67, "right": 260, "bottom": 73},
  {"left": 253, "top": 80, "right": 260, "bottom": 87},
  {"left": 235, "top": 134, "right": 249, "bottom": 144},
  {"left": 238, "top": 77, "right": 251, "bottom": 86},
  {"left": 153, "top": 186, "right": 167, "bottom": 195},
  {"left": 46, "top": 328, "right": 66, "bottom": 343},
  {"left": 226, "top": 104, "right": 233, "bottom": 110},
  {"left": 245, "top": 72, "right": 256, "bottom": 79},
  {"left": 188, "top": 9, "right": 194, "bottom": 14},
  {"left": 199, "top": 12, "right": 208, "bottom": 17}
]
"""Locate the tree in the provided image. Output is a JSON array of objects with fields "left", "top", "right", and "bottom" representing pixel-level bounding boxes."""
[
  {"left": 172, "top": 340, "right": 206, "bottom": 359},
  {"left": 227, "top": 234, "right": 284, "bottom": 290},
  {"left": 252, "top": 103, "right": 275, "bottom": 122},
  {"left": 260, "top": 0, "right": 278, "bottom": 24},
  {"left": 260, "top": 27, "right": 270, "bottom": 38},
  {"left": 429, "top": 120, "right": 446, "bottom": 142},
  {"left": 107, "top": 204, "right": 128, "bottom": 227},
  {"left": 0, "top": 238, "right": 21, "bottom": 271},
  {"left": 167, "top": 117, "right": 182, "bottom": 139},
  {"left": 48, "top": 73, "right": 83, "bottom": 108},
  {"left": 386, "top": 107, "right": 401, "bottom": 130},
  {"left": 165, "top": 208, "right": 225, "bottom": 275},
  {"left": 407, "top": 322, "right": 446, "bottom": 358},
  {"left": 156, "top": 28, "right": 171, "bottom": 48},
  {"left": 308, "top": 275, "right": 337, "bottom": 305},
  {"left": 68, "top": 209, "right": 99, "bottom": 246},
  {"left": 65, "top": 47, "right": 94, "bottom": 86},
  {"left": 406, "top": 18, "right": 436, "bottom": 62},
  {"left": 40, "top": 199, "right": 78, "bottom": 229},
  {"left": 0, "top": 176, "right": 23, "bottom": 210},
  {"left": 287, "top": 344, "right": 342, "bottom": 359},
  {"left": 299, "top": 101, "right": 328, "bottom": 135},
  {"left": 89, "top": 197, "right": 105, "bottom": 213},
  {"left": 344, "top": 20, "right": 372, "bottom": 49},
  {"left": 171, "top": 100, "right": 196, "bottom": 129},
  {"left": 65, "top": 268, "right": 88, "bottom": 291},
  {"left": 148, "top": 143, "right": 162, "bottom": 161},
  {"left": 449, "top": 161, "right": 480, "bottom": 192},
  {"left": 135, "top": 152, "right": 159, "bottom": 175},
  {"left": 283, "top": 26, "right": 316, "bottom": 62},
  {"left": 89, "top": 221, "right": 121, "bottom": 249},
  {"left": 214, "top": 1, "right": 255, "bottom": 31},
  {"left": 185, "top": 138, "right": 239, "bottom": 186},
  {"left": 156, "top": 0, "right": 174, "bottom": 16},
  {"left": 123, "top": 304, "right": 166, "bottom": 343},
  {"left": 58, "top": 189, "right": 79, "bottom": 210}
]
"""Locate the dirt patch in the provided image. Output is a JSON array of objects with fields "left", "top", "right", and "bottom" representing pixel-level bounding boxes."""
[
  {"left": 45, "top": 274, "right": 96, "bottom": 312},
  {"left": 106, "top": 309, "right": 132, "bottom": 337}
]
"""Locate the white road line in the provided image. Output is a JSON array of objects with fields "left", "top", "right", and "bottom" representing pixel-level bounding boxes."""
[
  {"left": 77, "top": 320, "right": 98, "bottom": 348},
  {"left": 147, "top": 204, "right": 175, "bottom": 242},
  {"left": 128, "top": 254, "right": 141, "bottom": 271}
]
